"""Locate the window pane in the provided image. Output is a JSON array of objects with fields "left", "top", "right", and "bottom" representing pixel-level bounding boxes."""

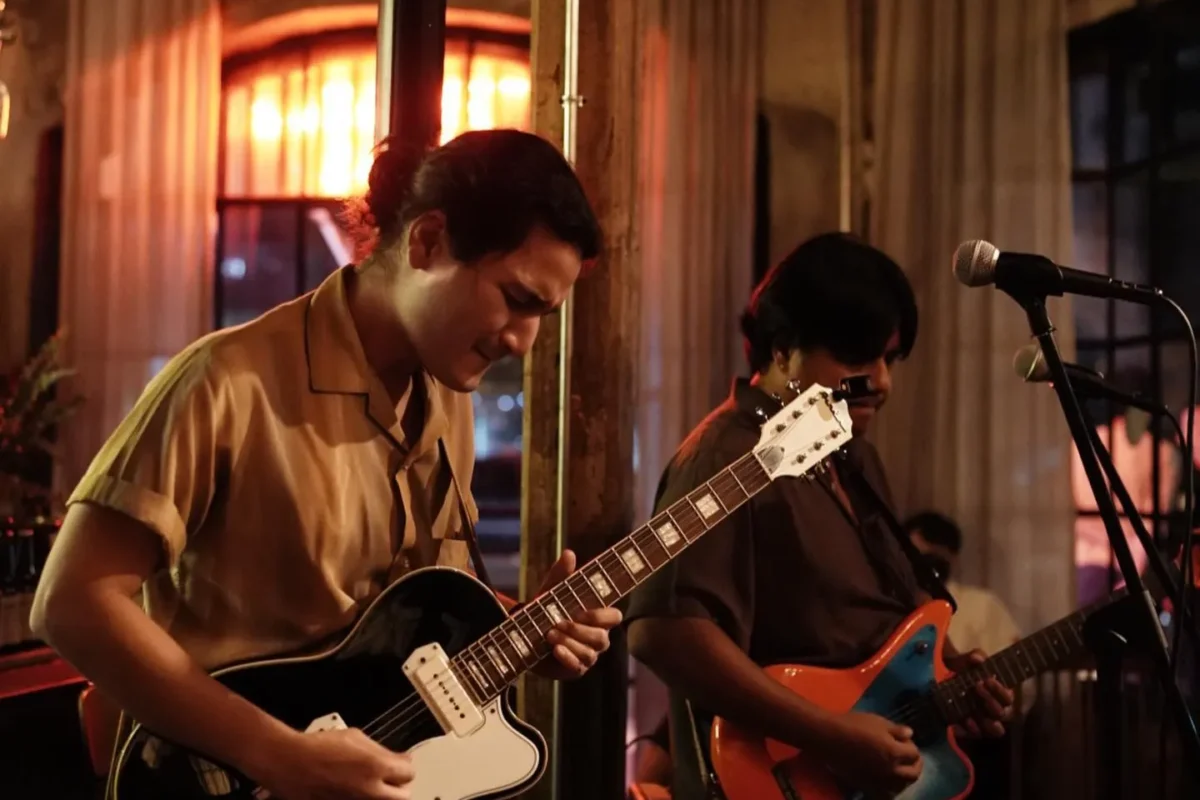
[
  {"left": 1072, "top": 181, "right": 1110, "bottom": 341},
  {"left": 1158, "top": 152, "right": 1200, "bottom": 338},
  {"left": 218, "top": 205, "right": 301, "bottom": 329},
  {"left": 222, "top": 33, "right": 532, "bottom": 201},
  {"left": 1171, "top": 43, "right": 1200, "bottom": 145},
  {"left": 1161, "top": 339, "right": 1198, "bottom": 416},
  {"left": 1071, "top": 66, "right": 1108, "bottom": 171},
  {"left": 1113, "top": 172, "right": 1150, "bottom": 338},
  {"left": 1073, "top": 344, "right": 1156, "bottom": 605},
  {"left": 1122, "top": 58, "right": 1151, "bottom": 164},
  {"left": 1076, "top": 344, "right": 1110, "bottom": 423},
  {"left": 303, "top": 201, "right": 357, "bottom": 292},
  {"left": 471, "top": 356, "right": 524, "bottom": 597}
]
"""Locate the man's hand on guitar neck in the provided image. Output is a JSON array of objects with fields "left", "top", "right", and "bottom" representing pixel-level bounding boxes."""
[
  {"left": 527, "top": 550, "right": 623, "bottom": 681},
  {"left": 943, "top": 648, "right": 1015, "bottom": 739}
]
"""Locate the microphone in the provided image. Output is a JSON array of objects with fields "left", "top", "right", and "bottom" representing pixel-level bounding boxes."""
[
  {"left": 954, "top": 240, "right": 1163, "bottom": 305},
  {"left": 1013, "top": 343, "right": 1168, "bottom": 416}
]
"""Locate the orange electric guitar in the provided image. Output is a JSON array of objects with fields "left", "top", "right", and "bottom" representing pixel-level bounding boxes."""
[{"left": 710, "top": 593, "right": 1124, "bottom": 800}]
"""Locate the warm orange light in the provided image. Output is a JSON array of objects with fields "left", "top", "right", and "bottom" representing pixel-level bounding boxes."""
[{"left": 223, "top": 41, "right": 531, "bottom": 199}]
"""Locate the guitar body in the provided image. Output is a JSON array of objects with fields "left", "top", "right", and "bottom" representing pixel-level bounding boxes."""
[
  {"left": 110, "top": 567, "right": 546, "bottom": 800},
  {"left": 710, "top": 601, "right": 974, "bottom": 800}
]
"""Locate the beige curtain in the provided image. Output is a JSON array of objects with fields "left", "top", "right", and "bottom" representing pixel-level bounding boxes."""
[
  {"left": 635, "top": 0, "right": 760, "bottom": 520},
  {"left": 868, "top": 0, "right": 1076, "bottom": 633},
  {"left": 57, "top": 0, "right": 220, "bottom": 491},
  {"left": 628, "top": 0, "right": 761, "bottom": 775}
]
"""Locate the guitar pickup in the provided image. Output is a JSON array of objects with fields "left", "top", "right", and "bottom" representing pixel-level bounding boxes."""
[{"left": 403, "top": 642, "right": 485, "bottom": 737}]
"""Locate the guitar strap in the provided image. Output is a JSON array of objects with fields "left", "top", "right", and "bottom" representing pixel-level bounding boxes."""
[
  {"left": 439, "top": 437, "right": 495, "bottom": 591},
  {"left": 840, "top": 463, "right": 958, "bottom": 613}
]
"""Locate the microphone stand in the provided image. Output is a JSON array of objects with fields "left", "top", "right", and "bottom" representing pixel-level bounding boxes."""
[{"left": 1015, "top": 296, "right": 1200, "bottom": 798}]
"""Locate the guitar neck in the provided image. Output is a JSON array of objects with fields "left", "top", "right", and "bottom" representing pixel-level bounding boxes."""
[
  {"left": 449, "top": 450, "right": 775, "bottom": 704},
  {"left": 931, "top": 591, "right": 1125, "bottom": 724}
]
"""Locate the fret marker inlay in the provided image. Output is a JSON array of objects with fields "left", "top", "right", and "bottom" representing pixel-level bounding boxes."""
[
  {"left": 467, "top": 661, "right": 487, "bottom": 687},
  {"left": 694, "top": 493, "right": 720, "bottom": 518},
  {"left": 544, "top": 602, "right": 566, "bottom": 624},
  {"left": 656, "top": 522, "right": 682, "bottom": 548},
  {"left": 587, "top": 571, "right": 613, "bottom": 598},
  {"left": 485, "top": 645, "right": 509, "bottom": 675},
  {"left": 620, "top": 547, "right": 646, "bottom": 574},
  {"left": 508, "top": 631, "right": 531, "bottom": 658}
]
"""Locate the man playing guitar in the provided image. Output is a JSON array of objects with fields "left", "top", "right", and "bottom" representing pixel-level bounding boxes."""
[
  {"left": 32, "top": 130, "right": 622, "bottom": 800},
  {"left": 626, "top": 234, "right": 1014, "bottom": 799}
]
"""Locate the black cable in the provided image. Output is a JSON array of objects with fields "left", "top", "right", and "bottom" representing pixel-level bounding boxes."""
[
  {"left": 625, "top": 733, "right": 659, "bottom": 750},
  {"left": 1163, "top": 295, "right": 1196, "bottom": 683},
  {"left": 1159, "top": 295, "right": 1198, "bottom": 798}
]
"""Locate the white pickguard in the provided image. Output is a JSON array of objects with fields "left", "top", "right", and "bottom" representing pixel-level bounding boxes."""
[{"left": 406, "top": 698, "right": 542, "bottom": 800}]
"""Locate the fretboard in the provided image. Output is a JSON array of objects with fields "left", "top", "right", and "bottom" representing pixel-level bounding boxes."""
[
  {"left": 449, "top": 450, "right": 774, "bottom": 704},
  {"left": 931, "top": 591, "right": 1125, "bottom": 725}
]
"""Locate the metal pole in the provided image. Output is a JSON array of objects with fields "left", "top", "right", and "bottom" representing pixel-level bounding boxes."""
[{"left": 374, "top": 0, "right": 446, "bottom": 146}]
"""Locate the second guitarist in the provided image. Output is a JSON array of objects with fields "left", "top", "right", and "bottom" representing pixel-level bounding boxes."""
[{"left": 625, "top": 234, "right": 1015, "bottom": 800}]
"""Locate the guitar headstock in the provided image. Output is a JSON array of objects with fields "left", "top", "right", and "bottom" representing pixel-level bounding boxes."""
[{"left": 752, "top": 383, "right": 852, "bottom": 480}]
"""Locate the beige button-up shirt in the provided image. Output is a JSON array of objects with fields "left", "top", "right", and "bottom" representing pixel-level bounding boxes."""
[{"left": 69, "top": 266, "right": 479, "bottom": 670}]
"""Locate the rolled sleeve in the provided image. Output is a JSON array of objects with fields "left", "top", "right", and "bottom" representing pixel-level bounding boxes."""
[
  {"left": 625, "top": 430, "right": 757, "bottom": 652},
  {"left": 68, "top": 347, "right": 233, "bottom": 567}
]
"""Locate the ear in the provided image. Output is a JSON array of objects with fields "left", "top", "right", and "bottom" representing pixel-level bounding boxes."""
[
  {"left": 405, "top": 211, "right": 448, "bottom": 271},
  {"left": 772, "top": 347, "right": 800, "bottom": 374}
]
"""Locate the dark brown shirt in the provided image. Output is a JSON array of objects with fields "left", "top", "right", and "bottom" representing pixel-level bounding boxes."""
[{"left": 626, "top": 379, "right": 924, "bottom": 797}]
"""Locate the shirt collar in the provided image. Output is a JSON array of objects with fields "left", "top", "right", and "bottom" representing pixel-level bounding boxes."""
[{"left": 305, "top": 267, "right": 449, "bottom": 455}]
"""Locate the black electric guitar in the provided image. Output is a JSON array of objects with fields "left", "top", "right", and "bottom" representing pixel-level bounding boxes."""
[{"left": 109, "top": 383, "right": 853, "bottom": 800}]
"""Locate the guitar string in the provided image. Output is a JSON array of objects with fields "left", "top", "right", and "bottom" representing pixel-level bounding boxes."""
[{"left": 355, "top": 464, "right": 760, "bottom": 745}]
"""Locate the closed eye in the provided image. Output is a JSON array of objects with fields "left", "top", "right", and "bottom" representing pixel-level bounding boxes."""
[{"left": 505, "top": 285, "right": 559, "bottom": 316}]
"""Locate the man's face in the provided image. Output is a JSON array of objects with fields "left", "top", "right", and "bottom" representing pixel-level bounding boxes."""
[
  {"left": 909, "top": 529, "right": 958, "bottom": 581},
  {"left": 783, "top": 330, "right": 903, "bottom": 435},
  {"left": 391, "top": 216, "right": 583, "bottom": 392}
]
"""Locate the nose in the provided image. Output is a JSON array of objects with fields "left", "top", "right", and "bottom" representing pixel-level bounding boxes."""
[{"left": 500, "top": 316, "right": 541, "bottom": 359}]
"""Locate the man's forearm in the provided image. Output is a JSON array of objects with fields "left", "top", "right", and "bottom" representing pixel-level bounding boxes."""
[
  {"left": 33, "top": 587, "right": 298, "bottom": 779},
  {"left": 628, "top": 617, "right": 842, "bottom": 752}
]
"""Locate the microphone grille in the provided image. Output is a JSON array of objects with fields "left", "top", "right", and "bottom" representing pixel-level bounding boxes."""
[
  {"left": 953, "top": 240, "right": 1000, "bottom": 287},
  {"left": 1012, "top": 343, "right": 1047, "bottom": 382}
]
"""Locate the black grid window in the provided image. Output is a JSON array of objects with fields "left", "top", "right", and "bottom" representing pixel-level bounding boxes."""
[{"left": 1068, "top": 0, "right": 1200, "bottom": 606}]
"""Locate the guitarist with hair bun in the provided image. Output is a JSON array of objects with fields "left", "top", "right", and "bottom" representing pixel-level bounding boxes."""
[
  {"left": 32, "top": 130, "right": 622, "bottom": 800},
  {"left": 626, "top": 234, "right": 1015, "bottom": 800}
]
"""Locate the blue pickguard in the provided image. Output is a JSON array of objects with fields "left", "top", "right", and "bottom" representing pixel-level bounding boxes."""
[{"left": 840, "top": 624, "right": 972, "bottom": 800}]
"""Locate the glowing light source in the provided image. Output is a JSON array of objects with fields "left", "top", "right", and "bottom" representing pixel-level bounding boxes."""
[{"left": 223, "top": 39, "right": 531, "bottom": 199}]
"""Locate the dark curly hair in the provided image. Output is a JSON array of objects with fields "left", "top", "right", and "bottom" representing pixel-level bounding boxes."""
[
  {"left": 741, "top": 233, "right": 918, "bottom": 372},
  {"left": 342, "top": 129, "right": 603, "bottom": 265}
]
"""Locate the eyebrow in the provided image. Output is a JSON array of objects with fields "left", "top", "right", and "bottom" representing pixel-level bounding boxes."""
[{"left": 510, "top": 282, "right": 562, "bottom": 315}]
